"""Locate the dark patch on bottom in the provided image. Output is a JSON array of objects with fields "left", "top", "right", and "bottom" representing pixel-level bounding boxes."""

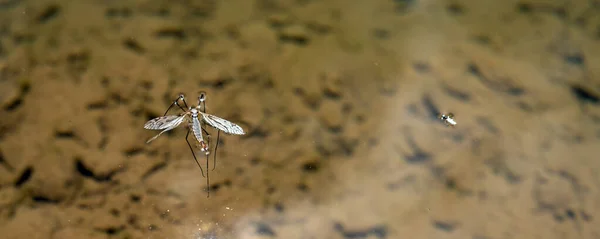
[
  {"left": 432, "top": 220, "right": 456, "bottom": 232},
  {"left": 442, "top": 85, "right": 470, "bottom": 102},
  {"left": 393, "top": 0, "right": 416, "bottom": 13},
  {"left": 87, "top": 101, "right": 108, "bottom": 110},
  {"left": 123, "top": 39, "right": 145, "bottom": 54},
  {"left": 244, "top": 127, "right": 270, "bottom": 139},
  {"left": 405, "top": 150, "right": 431, "bottom": 163},
  {"left": 207, "top": 179, "right": 232, "bottom": 194},
  {"left": 256, "top": 222, "right": 276, "bottom": 236},
  {"left": 553, "top": 208, "right": 593, "bottom": 223},
  {"left": 130, "top": 194, "right": 142, "bottom": 203},
  {"left": 412, "top": 62, "right": 431, "bottom": 73},
  {"left": 476, "top": 117, "right": 499, "bottom": 134},
  {"left": 297, "top": 182, "right": 309, "bottom": 192},
  {"left": 3, "top": 98, "right": 22, "bottom": 111},
  {"left": 472, "top": 35, "right": 491, "bottom": 45},
  {"left": 14, "top": 166, "right": 33, "bottom": 187},
  {"left": 334, "top": 222, "right": 387, "bottom": 239},
  {"left": 570, "top": 84, "right": 599, "bottom": 104},
  {"left": 32, "top": 195, "right": 60, "bottom": 204},
  {"left": 563, "top": 53, "right": 584, "bottom": 66},
  {"left": 421, "top": 95, "right": 441, "bottom": 120},
  {"left": 302, "top": 161, "right": 320, "bottom": 173},
  {"left": 278, "top": 34, "right": 309, "bottom": 46},
  {"left": 54, "top": 130, "right": 75, "bottom": 139},
  {"left": 123, "top": 147, "right": 143, "bottom": 157},
  {"left": 142, "top": 162, "right": 167, "bottom": 179},
  {"left": 400, "top": 129, "right": 432, "bottom": 164},
  {"left": 372, "top": 28, "right": 390, "bottom": 39},
  {"left": 98, "top": 226, "right": 125, "bottom": 235},
  {"left": 274, "top": 203, "right": 285, "bottom": 212},
  {"left": 75, "top": 158, "right": 113, "bottom": 182}
]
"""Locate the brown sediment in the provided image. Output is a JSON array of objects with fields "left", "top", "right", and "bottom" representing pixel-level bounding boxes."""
[{"left": 0, "top": 0, "right": 598, "bottom": 238}]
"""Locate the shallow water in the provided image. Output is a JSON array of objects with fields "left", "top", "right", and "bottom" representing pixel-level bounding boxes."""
[{"left": 0, "top": 0, "right": 599, "bottom": 238}]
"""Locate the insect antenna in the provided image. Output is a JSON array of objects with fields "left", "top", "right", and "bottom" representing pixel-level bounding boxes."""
[{"left": 185, "top": 129, "right": 206, "bottom": 178}]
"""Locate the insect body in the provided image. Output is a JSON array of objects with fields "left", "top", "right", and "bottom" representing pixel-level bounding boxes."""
[
  {"left": 190, "top": 108, "right": 210, "bottom": 153},
  {"left": 439, "top": 113, "right": 457, "bottom": 127}
]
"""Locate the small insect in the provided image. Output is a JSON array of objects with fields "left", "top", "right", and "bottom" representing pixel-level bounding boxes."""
[
  {"left": 144, "top": 97, "right": 210, "bottom": 154},
  {"left": 144, "top": 92, "right": 245, "bottom": 197},
  {"left": 439, "top": 113, "right": 457, "bottom": 127}
]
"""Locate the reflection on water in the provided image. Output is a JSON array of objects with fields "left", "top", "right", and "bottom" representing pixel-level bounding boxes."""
[{"left": 0, "top": 0, "right": 599, "bottom": 238}]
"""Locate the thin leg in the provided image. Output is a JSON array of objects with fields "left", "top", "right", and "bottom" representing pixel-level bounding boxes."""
[
  {"left": 202, "top": 127, "right": 211, "bottom": 137},
  {"left": 198, "top": 91, "right": 207, "bottom": 113},
  {"left": 201, "top": 126, "right": 212, "bottom": 153},
  {"left": 203, "top": 127, "right": 211, "bottom": 198},
  {"left": 205, "top": 148, "right": 210, "bottom": 198},
  {"left": 180, "top": 96, "right": 190, "bottom": 109},
  {"left": 175, "top": 102, "right": 186, "bottom": 112},
  {"left": 198, "top": 92, "right": 219, "bottom": 171},
  {"left": 163, "top": 94, "right": 187, "bottom": 116},
  {"left": 185, "top": 129, "right": 205, "bottom": 178},
  {"left": 212, "top": 130, "right": 220, "bottom": 171},
  {"left": 162, "top": 102, "right": 176, "bottom": 116},
  {"left": 198, "top": 91, "right": 211, "bottom": 197},
  {"left": 204, "top": 127, "right": 211, "bottom": 152}
]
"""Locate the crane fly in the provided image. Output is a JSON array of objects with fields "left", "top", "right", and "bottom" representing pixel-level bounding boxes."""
[{"left": 143, "top": 92, "right": 245, "bottom": 197}]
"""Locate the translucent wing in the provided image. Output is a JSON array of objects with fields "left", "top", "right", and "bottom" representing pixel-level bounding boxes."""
[
  {"left": 144, "top": 115, "right": 186, "bottom": 144},
  {"left": 199, "top": 112, "right": 245, "bottom": 135},
  {"left": 144, "top": 115, "right": 185, "bottom": 130}
]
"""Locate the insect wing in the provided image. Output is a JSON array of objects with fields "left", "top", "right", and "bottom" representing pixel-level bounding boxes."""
[
  {"left": 200, "top": 112, "right": 245, "bottom": 135},
  {"left": 144, "top": 115, "right": 185, "bottom": 130},
  {"left": 144, "top": 115, "right": 186, "bottom": 144}
]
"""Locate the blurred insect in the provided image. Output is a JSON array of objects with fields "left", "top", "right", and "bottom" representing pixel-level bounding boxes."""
[
  {"left": 143, "top": 92, "right": 245, "bottom": 197},
  {"left": 439, "top": 113, "right": 457, "bottom": 127}
]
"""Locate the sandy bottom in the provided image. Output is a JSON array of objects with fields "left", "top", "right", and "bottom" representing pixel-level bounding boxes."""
[{"left": 0, "top": 0, "right": 599, "bottom": 238}]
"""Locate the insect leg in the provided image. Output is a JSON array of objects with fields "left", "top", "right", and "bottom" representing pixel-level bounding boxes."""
[
  {"left": 203, "top": 126, "right": 211, "bottom": 150},
  {"left": 195, "top": 91, "right": 208, "bottom": 115},
  {"left": 199, "top": 124, "right": 211, "bottom": 198},
  {"left": 146, "top": 129, "right": 168, "bottom": 144},
  {"left": 201, "top": 127, "right": 211, "bottom": 137},
  {"left": 212, "top": 130, "right": 220, "bottom": 171},
  {"left": 180, "top": 95, "right": 190, "bottom": 109},
  {"left": 198, "top": 91, "right": 214, "bottom": 193},
  {"left": 185, "top": 129, "right": 206, "bottom": 178},
  {"left": 205, "top": 146, "right": 210, "bottom": 198},
  {"left": 163, "top": 94, "right": 187, "bottom": 116}
]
